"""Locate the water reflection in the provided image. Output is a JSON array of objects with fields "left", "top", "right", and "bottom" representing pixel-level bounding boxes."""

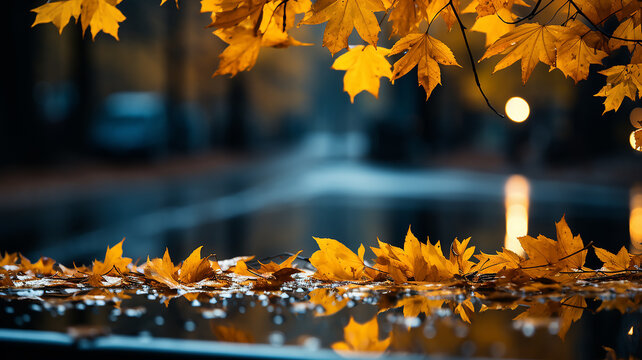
[
  {"left": 631, "top": 185, "right": 642, "bottom": 254},
  {"left": 504, "top": 175, "right": 530, "bottom": 256},
  {"left": 0, "top": 282, "right": 640, "bottom": 359}
]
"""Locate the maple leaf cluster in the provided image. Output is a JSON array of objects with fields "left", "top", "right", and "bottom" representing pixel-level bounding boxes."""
[
  {"left": 1, "top": 216, "right": 640, "bottom": 294},
  {"left": 30, "top": 0, "right": 642, "bottom": 144}
]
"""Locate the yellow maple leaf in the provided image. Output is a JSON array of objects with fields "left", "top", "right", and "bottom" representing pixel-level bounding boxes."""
[
  {"left": 470, "top": 8, "right": 516, "bottom": 46},
  {"left": 301, "top": 0, "right": 386, "bottom": 55},
  {"left": 31, "top": 0, "right": 82, "bottom": 34},
  {"left": 389, "top": 33, "right": 460, "bottom": 100},
  {"left": 178, "top": 246, "right": 215, "bottom": 284},
  {"left": 449, "top": 237, "right": 476, "bottom": 275},
  {"left": 310, "top": 237, "right": 368, "bottom": 281},
  {"left": 474, "top": 248, "right": 522, "bottom": 274},
  {"left": 19, "top": 255, "right": 56, "bottom": 276},
  {"left": 480, "top": 23, "right": 565, "bottom": 84},
  {"left": 388, "top": 0, "right": 428, "bottom": 37},
  {"left": 213, "top": 27, "right": 262, "bottom": 76},
  {"left": 145, "top": 248, "right": 180, "bottom": 288},
  {"left": 609, "top": 17, "right": 642, "bottom": 52},
  {"left": 332, "top": 45, "right": 392, "bottom": 103},
  {"left": 91, "top": 239, "right": 131, "bottom": 276},
  {"left": 257, "top": 251, "right": 303, "bottom": 273},
  {"left": 331, "top": 316, "right": 391, "bottom": 354},
  {"left": 32, "top": 0, "right": 126, "bottom": 40},
  {"left": 594, "top": 64, "right": 642, "bottom": 114},
  {"left": 0, "top": 252, "right": 18, "bottom": 267},
  {"left": 593, "top": 246, "right": 632, "bottom": 272},
  {"left": 554, "top": 23, "right": 607, "bottom": 83},
  {"left": 554, "top": 216, "right": 586, "bottom": 271}
]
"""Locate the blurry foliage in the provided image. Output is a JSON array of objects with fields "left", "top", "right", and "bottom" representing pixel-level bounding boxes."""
[{"left": 29, "top": 0, "right": 642, "bottom": 148}]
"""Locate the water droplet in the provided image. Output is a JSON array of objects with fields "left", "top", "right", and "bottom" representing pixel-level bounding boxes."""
[
  {"left": 423, "top": 324, "right": 436, "bottom": 339},
  {"left": 30, "top": 304, "right": 42, "bottom": 312},
  {"left": 154, "top": 316, "right": 165, "bottom": 326},
  {"left": 522, "top": 323, "right": 535, "bottom": 337},
  {"left": 268, "top": 331, "right": 285, "bottom": 346},
  {"left": 191, "top": 300, "right": 201, "bottom": 307},
  {"left": 184, "top": 320, "right": 196, "bottom": 332},
  {"left": 5, "top": 306, "right": 14, "bottom": 314},
  {"left": 273, "top": 314, "right": 284, "bottom": 325},
  {"left": 302, "top": 336, "right": 320, "bottom": 350},
  {"left": 461, "top": 340, "right": 476, "bottom": 357}
]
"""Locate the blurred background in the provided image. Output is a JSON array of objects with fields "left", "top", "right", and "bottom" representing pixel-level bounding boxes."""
[{"left": 1, "top": 0, "right": 641, "bottom": 266}]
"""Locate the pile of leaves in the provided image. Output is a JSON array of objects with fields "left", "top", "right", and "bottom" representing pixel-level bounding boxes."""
[
  {"left": 1, "top": 216, "right": 641, "bottom": 294},
  {"left": 30, "top": 0, "right": 642, "bottom": 147}
]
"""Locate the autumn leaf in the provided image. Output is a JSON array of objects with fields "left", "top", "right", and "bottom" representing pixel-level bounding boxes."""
[
  {"left": 332, "top": 316, "right": 391, "bottom": 354},
  {"left": 301, "top": 0, "right": 386, "bottom": 55},
  {"left": 470, "top": 8, "right": 517, "bottom": 46},
  {"left": 389, "top": 33, "right": 460, "bottom": 100},
  {"left": 257, "top": 251, "right": 303, "bottom": 273},
  {"left": 449, "top": 237, "right": 476, "bottom": 275},
  {"left": 609, "top": 17, "right": 642, "bottom": 52},
  {"left": 388, "top": 0, "right": 428, "bottom": 37},
  {"left": 0, "top": 252, "right": 18, "bottom": 267},
  {"left": 594, "top": 64, "right": 642, "bottom": 113},
  {"left": 19, "top": 255, "right": 56, "bottom": 276},
  {"left": 310, "top": 237, "right": 369, "bottom": 281},
  {"left": 31, "top": 0, "right": 82, "bottom": 34},
  {"left": 145, "top": 248, "right": 180, "bottom": 288},
  {"left": 481, "top": 24, "right": 565, "bottom": 84},
  {"left": 474, "top": 248, "right": 523, "bottom": 274},
  {"left": 91, "top": 239, "right": 131, "bottom": 276},
  {"left": 554, "top": 216, "right": 587, "bottom": 271},
  {"left": 178, "top": 246, "right": 215, "bottom": 284},
  {"left": 32, "top": 0, "right": 126, "bottom": 40},
  {"left": 593, "top": 246, "right": 632, "bottom": 272},
  {"left": 554, "top": 23, "right": 608, "bottom": 83},
  {"left": 332, "top": 45, "right": 392, "bottom": 103}
]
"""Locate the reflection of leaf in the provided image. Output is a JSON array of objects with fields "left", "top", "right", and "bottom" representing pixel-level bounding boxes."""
[
  {"left": 394, "top": 295, "right": 445, "bottom": 318},
  {"left": 308, "top": 288, "right": 348, "bottom": 316},
  {"left": 558, "top": 295, "right": 585, "bottom": 340},
  {"left": 212, "top": 325, "right": 255, "bottom": 343},
  {"left": 332, "top": 316, "right": 391, "bottom": 354},
  {"left": 453, "top": 299, "right": 475, "bottom": 323}
]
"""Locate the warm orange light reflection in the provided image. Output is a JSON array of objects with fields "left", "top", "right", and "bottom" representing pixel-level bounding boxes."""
[
  {"left": 630, "top": 185, "right": 642, "bottom": 254},
  {"left": 505, "top": 175, "right": 530, "bottom": 256}
]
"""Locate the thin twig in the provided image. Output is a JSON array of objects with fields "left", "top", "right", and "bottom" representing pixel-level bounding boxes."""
[{"left": 450, "top": 1, "right": 504, "bottom": 117}]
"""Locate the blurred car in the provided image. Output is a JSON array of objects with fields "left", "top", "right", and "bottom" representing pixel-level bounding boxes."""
[{"left": 90, "top": 92, "right": 168, "bottom": 156}]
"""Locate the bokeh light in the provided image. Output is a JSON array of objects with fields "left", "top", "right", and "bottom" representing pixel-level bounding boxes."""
[
  {"left": 505, "top": 97, "right": 530, "bottom": 123},
  {"left": 630, "top": 131, "right": 641, "bottom": 151},
  {"left": 630, "top": 107, "right": 642, "bottom": 128},
  {"left": 504, "top": 174, "right": 530, "bottom": 256}
]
